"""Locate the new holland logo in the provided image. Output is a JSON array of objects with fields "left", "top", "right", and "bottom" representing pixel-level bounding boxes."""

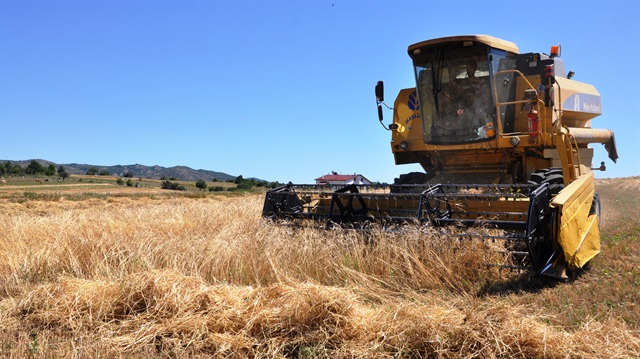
[
  {"left": 408, "top": 91, "right": 420, "bottom": 111},
  {"left": 404, "top": 91, "right": 421, "bottom": 125}
]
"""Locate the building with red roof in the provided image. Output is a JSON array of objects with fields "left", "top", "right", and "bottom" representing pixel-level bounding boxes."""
[{"left": 315, "top": 172, "right": 371, "bottom": 186}]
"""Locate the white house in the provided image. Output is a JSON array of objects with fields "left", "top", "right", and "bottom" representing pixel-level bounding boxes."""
[{"left": 315, "top": 172, "right": 372, "bottom": 186}]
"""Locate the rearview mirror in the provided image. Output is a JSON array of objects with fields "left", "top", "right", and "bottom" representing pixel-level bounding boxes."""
[
  {"left": 375, "top": 81, "right": 384, "bottom": 102},
  {"left": 375, "top": 81, "right": 384, "bottom": 122}
]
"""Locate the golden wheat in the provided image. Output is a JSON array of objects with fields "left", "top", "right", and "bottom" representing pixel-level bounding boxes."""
[{"left": 1, "top": 194, "right": 638, "bottom": 358}]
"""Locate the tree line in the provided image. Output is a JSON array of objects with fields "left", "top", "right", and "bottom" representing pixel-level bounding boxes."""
[
  {"left": 1, "top": 161, "right": 282, "bottom": 191},
  {"left": 168, "top": 175, "right": 282, "bottom": 192},
  {"left": 1, "top": 160, "right": 69, "bottom": 180}
]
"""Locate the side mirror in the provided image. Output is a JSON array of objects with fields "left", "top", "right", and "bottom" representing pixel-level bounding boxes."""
[
  {"left": 375, "top": 81, "right": 384, "bottom": 122},
  {"left": 375, "top": 81, "right": 384, "bottom": 102}
]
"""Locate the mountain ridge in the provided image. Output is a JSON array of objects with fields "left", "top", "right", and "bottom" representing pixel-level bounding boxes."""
[{"left": 0, "top": 159, "right": 240, "bottom": 182}]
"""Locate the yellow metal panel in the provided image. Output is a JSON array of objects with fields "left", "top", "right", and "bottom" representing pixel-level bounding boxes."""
[
  {"left": 392, "top": 88, "right": 423, "bottom": 142},
  {"left": 551, "top": 173, "right": 600, "bottom": 269},
  {"left": 408, "top": 35, "right": 519, "bottom": 54},
  {"left": 570, "top": 214, "right": 601, "bottom": 268}
]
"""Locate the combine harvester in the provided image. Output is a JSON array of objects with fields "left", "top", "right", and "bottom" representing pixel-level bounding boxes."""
[{"left": 263, "top": 35, "right": 618, "bottom": 278}]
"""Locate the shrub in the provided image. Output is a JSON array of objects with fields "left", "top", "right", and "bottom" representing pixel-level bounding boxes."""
[
  {"left": 195, "top": 180, "right": 207, "bottom": 191},
  {"left": 161, "top": 181, "right": 185, "bottom": 191},
  {"left": 236, "top": 181, "right": 254, "bottom": 190},
  {"left": 268, "top": 181, "right": 283, "bottom": 189}
]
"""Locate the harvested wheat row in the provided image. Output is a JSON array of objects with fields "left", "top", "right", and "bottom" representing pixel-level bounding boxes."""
[{"left": 12, "top": 269, "right": 640, "bottom": 358}]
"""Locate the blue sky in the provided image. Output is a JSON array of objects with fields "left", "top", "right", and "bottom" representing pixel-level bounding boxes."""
[{"left": 1, "top": 0, "right": 638, "bottom": 183}]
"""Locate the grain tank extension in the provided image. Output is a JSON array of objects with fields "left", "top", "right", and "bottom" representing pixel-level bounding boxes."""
[{"left": 263, "top": 35, "right": 618, "bottom": 279}]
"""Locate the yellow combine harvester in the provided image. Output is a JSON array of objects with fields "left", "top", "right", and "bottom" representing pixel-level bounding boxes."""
[{"left": 263, "top": 35, "right": 618, "bottom": 278}]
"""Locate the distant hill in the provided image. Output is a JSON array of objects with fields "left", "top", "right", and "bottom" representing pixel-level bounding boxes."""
[{"left": 1, "top": 159, "right": 239, "bottom": 182}]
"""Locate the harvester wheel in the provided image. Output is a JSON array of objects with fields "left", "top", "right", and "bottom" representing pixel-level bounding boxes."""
[
  {"left": 542, "top": 174, "right": 564, "bottom": 184},
  {"left": 545, "top": 168, "right": 564, "bottom": 176},
  {"left": 392, "top": 172, "right": 435, "bottom": 192},
  {"left": 547, "top": 184, "right": 564, "bottom": 195},
  {"left": 530, "top": 171, "right": 546, "bottom": 183},
  {"left": 529, "top": 168, "right": 564, "bottom": 195},
  {"left": 542, "top": 174, "right": 564, "bottom": 195}
]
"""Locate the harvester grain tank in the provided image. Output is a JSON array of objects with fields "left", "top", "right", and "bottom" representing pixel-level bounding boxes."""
[{"left": 263, "top": 35, "right": 618, "bottom": 279}]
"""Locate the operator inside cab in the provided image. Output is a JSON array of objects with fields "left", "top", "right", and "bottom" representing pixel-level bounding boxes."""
[{"left": 411, "top": 38, "right": 510, "bottom": 145}]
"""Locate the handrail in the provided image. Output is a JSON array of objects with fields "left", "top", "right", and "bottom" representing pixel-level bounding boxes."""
[{"left": 492, "top": 69, "right": 537, "bottom": 136}]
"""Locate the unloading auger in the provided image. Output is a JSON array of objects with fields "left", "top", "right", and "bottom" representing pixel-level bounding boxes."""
[{"left": 263, "top": 35, "right": 618, "bottom": 279}]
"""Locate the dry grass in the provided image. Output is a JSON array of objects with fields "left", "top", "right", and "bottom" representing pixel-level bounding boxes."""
[{"left": 1, "top": 182, "right": 639, "bottom": 358}]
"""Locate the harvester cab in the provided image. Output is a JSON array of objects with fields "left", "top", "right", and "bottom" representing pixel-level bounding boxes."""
[
  {"left": 378, "top": 35, "right": 617, "bottom": 185},
  {"left": 264, "top": 35, "right": 618, "bottom": 279}
]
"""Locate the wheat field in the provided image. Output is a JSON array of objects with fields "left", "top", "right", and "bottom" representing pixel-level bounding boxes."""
[{"left": 1, "top": 188, "right": 639, "bottom": 358}]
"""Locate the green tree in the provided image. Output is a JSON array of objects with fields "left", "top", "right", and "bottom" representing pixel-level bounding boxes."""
[
  {"left": 86, "top": 166, "right": 99, "bottom": 175},
  {"left": 45, "top": 164, "right": 56, "bottom": 176},
  {"left": 0, "top": 162, "right": 5, "bottom": 175},
  {"left": 195, "top": 179, "right": 207, "bottom": 191},
  {"left": 234, "top": 175, "right": 244, "bottom": 185},
  {"left": 25, "top": 160, "right": 45, "bottom": 175},
  {"left": 10, "top": 164, "right": 24, "bottom": 175},
  {"left": 3, "top": 161, "right": 12, "bottom": 175},
  {"left": 58, "top": 166, "right": 69, "bottom": 181}
]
